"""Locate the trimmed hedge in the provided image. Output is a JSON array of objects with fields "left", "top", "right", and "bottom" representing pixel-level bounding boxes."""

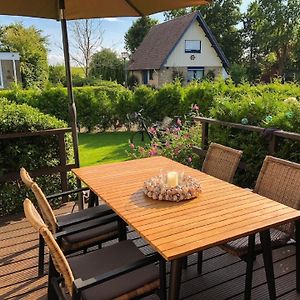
[
  {"left": 0, "top": 99, "right": 74, "bottom": 216},
  {"left": 1, "top": 79, "right": 300, "bottom": 194}
]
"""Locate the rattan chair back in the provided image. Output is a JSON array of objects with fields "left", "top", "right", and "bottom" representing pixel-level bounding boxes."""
[
  {"left": 254, "top": 156, "right": 300, "bottom": 236},
  {"left": 23, "top": 199, "right": 74, "bottom": 295},
  {"left": 202, "top": 143, "right": 243, "bottom": 183},
  {"left": 20, "top": 167, "right": 34, "bottom": 188},
  {"left": 31, "top": 183, "right": 58, "bottom": 233}
]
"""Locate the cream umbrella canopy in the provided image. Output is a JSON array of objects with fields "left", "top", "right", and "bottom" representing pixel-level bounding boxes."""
[{"left": 0, "top": 0, "right": 211, "bottom": 168}]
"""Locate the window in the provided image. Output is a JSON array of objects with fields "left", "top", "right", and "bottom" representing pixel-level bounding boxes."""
[
  {"left": 187, "top": 67, "right": 204, "bottom": 82},
  {"left": 185, "top": 40, "right": 201, "bottom": 53}
]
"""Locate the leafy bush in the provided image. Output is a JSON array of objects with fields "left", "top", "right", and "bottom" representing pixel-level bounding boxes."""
[
  {"left": 0, "top": 99, "right": 74, "bottom": 216},
  {"left": 128, "top": 122, "right": 202, "bottom": 168}
]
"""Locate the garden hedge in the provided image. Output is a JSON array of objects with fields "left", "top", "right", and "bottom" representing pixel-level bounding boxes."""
[
  {"left": 1, "top": 79, "right": 300, "bottom": 212},
  {"left": 0, "top": 98, "right": 74, "bottom": 216}
]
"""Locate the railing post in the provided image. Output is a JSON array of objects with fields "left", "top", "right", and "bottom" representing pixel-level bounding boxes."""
[
  {"left": 58, "top": 133, "right": 68, "bottom": 203},
  {"left": 268, "top": 134, "right": 278, "bottom": 155},
  {"left": 201, "top": 121, "right": 209, "bottom": 150}
]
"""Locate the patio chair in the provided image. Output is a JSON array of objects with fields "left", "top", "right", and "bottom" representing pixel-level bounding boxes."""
[
  {"left": 193, "top": 143, "right": 243, "bottom": 272},
  {"left": 201, "top": 142, "right": 243, "bottom": 183},
  {"left": 20, "top": 168, "right": 122, "bottom": 276},
  {"left": 23, "top": 198, "right": 166, "bottom": 300},
  {"left": 210, "top": 156, "right": 300, "bottom": 298}
]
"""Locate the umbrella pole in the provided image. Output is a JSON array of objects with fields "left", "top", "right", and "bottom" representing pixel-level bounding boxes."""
[{"left": 61, "top": 18, "right": 83, "bottom": 210}]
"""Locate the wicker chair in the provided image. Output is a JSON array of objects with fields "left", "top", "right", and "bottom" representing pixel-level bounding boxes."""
[
  {"left": 20, "top": 168, "right": 121, "bottom": 277},
  {"left": 202, "top": 142, "right": 243, "bottom": 183},
  {"left": 218, "top": 156, "right": 300, "bottom": 299},
  {"left": 23, "top": 199, "right": 166, "bottom": 300},
  {"left": 194, "top": 143, "right": 243, "bottom": 272}
]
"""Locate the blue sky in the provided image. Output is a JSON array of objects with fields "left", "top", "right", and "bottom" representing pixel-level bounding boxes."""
[{"left": 0, "top": 0, "right": 251, "bottom": 65}]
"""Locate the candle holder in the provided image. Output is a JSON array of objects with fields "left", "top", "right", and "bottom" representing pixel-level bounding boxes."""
[{"left": 143, "top": 173, "right": 201, "bottom": 202}]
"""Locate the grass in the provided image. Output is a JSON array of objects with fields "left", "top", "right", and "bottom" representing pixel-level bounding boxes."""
[{"left": 78, "top": 132, "right": 148, "bottom": 167}]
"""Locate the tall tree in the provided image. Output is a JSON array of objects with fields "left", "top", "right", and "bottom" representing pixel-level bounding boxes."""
[
  {"left": 89, "top": 48, "right": 124, "bottom": 83},
  {"left": 164, "top": 0, "right": 243, "bottom": 64},
  {"left": 124, "top": 16, "right": 158, "bottom": 54},
  {"left": 0, "top": 23, "right": 48, "bottom": 88},
  {"left": 70, "top": 19, "right": 103, "bottom": 78},
  {"left": 243, "top": 0, "right": 300, "bottom": 80}
]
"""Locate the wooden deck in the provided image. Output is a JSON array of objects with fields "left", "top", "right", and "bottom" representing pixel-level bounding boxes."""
[{"left": 1, "top": 202, "right": 299, "bottom": 300}]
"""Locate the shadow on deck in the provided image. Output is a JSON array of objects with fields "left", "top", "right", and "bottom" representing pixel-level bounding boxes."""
[{"left": 0, "top": 203, "right": 299, "bottom": 300}]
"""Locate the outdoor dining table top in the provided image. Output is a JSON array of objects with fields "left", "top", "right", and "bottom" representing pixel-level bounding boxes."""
[{"left": 72, "top": 156, "right": 300, "bottom": 261}]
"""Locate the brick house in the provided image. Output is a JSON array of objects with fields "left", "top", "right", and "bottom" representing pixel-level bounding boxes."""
[
  {"left": 0, "top": 52, "right": 22, "bottom": 89},
  {"left": 128, "top": 11, "right": 229, "bottom": 88}
]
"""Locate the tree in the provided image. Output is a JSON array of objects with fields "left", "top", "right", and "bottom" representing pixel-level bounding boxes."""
[
  {"left": 70, "top": 19, "right": 103, "bottom": 78},
  {"left": 89, "top": 48, "right": 124, "bottom": 83},
  {"left": 0, "top": 23, "right": 48, "bottom": 88},
  {"left": 124, "top": 16, "right": 158, "bottom": 54},
  {"left": 164, "top": 0, "right": 243, "bottom": 64},
  {"left": 243, "top": 0, "right": 300, "bottom": 80},
  {"left": 48, "top": 65, "right": 66, "bottom": 86}
]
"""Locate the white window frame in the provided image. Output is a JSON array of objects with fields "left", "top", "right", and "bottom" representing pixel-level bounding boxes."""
[
  {"left": 185, "top": 40, "right": 201, "bottom": 53},
  {"left": 0, "top": 61, "right": 4, "bottom": 88}
]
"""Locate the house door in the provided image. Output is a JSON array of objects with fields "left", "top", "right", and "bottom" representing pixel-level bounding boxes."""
[{"left": 142, "top": 70, "right": 148, "bottom": 84}]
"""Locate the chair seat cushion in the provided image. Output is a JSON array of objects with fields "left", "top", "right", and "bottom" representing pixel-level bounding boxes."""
[
  {"left": 68, "top": 240, "right": 159, "bottom": 300},
  {"left": 61, "top": 215, "right": 119, "bottom": 251},
  {"left": 57, "top": 204, "right": 113, "bottom": 225},
  {"left": 221, "top": 228, "right": 291, "bottom": 257}
]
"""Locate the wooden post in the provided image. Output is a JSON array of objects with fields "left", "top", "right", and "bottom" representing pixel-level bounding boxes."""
[
  {"left": 268, "top": 134, "right": 278, "bottom": 155},
  {"left": 58, "top": 133, "right": 68, "bottom": 203},
  {"left": 201, "top": 121, "right": 209, "bottom": 150}
]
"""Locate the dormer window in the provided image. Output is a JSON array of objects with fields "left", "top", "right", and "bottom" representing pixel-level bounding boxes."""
[{"left": 185, "top": 40, "right": 201, "bottom": 53}]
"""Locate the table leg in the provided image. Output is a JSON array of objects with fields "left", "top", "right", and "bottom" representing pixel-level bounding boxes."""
[
  {"left": 244, "top": 234, "right": 255, "bottom": 300},
  {"left": 88, "top": 191, "right": 98, "bottom": 207},
  {"left": 260, "top": 229, "right": 276, "bottom": 300},
  {"left": 169, "top": 258, "right": 183, "bottom": 300},
  {"left": 296, "top": 220, "right": 300, "bottom": 292}
]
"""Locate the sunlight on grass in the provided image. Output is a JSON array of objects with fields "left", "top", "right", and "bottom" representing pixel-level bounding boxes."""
[{"left": 78, "top": 132, "right": 148, "bottom": 167}]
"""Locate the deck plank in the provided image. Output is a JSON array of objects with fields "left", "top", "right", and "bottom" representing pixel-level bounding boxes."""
[{"left": 0, "top": 201, "right": 298, "bottom": 300}]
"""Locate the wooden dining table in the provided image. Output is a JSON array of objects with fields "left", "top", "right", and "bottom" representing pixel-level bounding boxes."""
[{"left": 72, "top": 156, "right": 300, "bottom": 300}]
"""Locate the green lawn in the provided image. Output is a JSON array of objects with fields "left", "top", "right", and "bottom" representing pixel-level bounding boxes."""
[{"left": 78, "top": 132, "right": 148, "bottom": 167}]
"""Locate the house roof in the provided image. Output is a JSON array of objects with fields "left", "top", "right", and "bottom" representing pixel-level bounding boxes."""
[{"left": 128, "top": 11, "right": 230, "bottom": 71}]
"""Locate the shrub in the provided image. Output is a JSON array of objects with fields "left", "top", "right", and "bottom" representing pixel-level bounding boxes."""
[
  {"left": 154, "top": 82, "right": 183, "bottom": 120},
  {"left": 0, "top": 99, "right": 74, "bottom": 216},
  {"left": 128, "top": 122, "right": 202, "bottom": 169}
]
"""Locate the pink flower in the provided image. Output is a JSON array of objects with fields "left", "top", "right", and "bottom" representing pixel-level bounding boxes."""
[
  {"left": 130, "top": 143, "right": 135, "bottom": 149},
  {"left": 149, "top": 127, "right": 156, "bottom": 134},
  {"left": 175, "top": 127, "right": 180, "bottom": 132},
  {"left": 188, "top": 157, "right": 192, "bottom": 163},
  {"left": 138, "top": 146, "right": 145, "bottom": 153},
  {"left": 149, "top": 148, "right": 157, "bottom": 156},
  {"left": 174, "top": 147, "right": 180, "bottom": 155},
  {"left": 193, "top": 104, "right": 199, "bottom": 111},
  {"left": 165, "top": 142, "right": 170, "bottom": 148},
  {"left": 176, "top": 118, "right": 182, "bottom": 126}
]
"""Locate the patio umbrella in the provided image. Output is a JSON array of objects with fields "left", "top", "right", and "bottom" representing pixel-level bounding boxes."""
[{"left": 0, "top": 0, "right": 212, "bottom": 167}]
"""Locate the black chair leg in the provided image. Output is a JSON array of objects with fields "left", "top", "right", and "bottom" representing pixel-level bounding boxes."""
[
  {"left": 38, "top": 234, "right": 45, "bottom": 277},
  {"left": 260, "top": 229, "right": 276, "bottom": 300},
  {"left": 244, "top": 234, "right": 255, "bottom": 300},
  {"left": 182, "top": 256, "right": 188, "bottom": 269},
  {"left": 118, "top": 218, "right": 127, "bottom": 241},
  {"left": 296, "top": 220, "right": 300, "bottom": 292},
  {"left": 197, "top": 251, "right": 203, "bottom": 274},
  {"left": 48, "top": 256, "right": 59, "bottom": 300},
  {"left": 159, "top": 256, "right": 167, "bottom": 300}
]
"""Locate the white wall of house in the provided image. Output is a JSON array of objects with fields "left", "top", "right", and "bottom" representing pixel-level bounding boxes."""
[
  {"left": 0, "top": 52, "right": 21, "bottom": 89},
  {"left": 164, "top": 20, "right": 223, "bottom": 68}
]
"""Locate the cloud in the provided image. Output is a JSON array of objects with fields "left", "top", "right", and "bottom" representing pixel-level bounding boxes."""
[
  {"left": 105, "top": 17, "right": 120, "bottom": 22},
  {"left": 48, "top": 53, "right": 64, "bottom": 66}
]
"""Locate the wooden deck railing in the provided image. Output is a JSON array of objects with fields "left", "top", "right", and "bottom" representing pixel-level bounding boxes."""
[
  {"left": 0, "top": 128, "right": 77, "bottom": 202},
  {"left": 193, "top": 117, "right": 300, "bottom": 166}
]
